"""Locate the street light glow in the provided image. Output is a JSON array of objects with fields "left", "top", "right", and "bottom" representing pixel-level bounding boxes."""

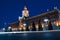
[
  {"left": 2, "top": 28, "right": 5, "bottom": 30},
  {"left": 23, "top": 23, "right": 26, "bottom": 26},
  {"left": 8, "top": 26, "right": 11, "bottom": 30},
  {"left": 44, "top": 19, "right": 49, "bottom": 22}
]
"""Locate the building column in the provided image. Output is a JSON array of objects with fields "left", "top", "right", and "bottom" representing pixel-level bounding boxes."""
[
  {"left": 26, "top": 23, "right": 29, "bottom": 31},
  {"left": 32, "top": 21, "right": 36, "bottom": 31},
  {"left": 38, "top": 20, "right": 43, "bottom": 31}
]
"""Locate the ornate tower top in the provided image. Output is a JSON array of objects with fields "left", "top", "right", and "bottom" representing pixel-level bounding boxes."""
[
  {"left": 22, "top": 0, "right": 29, "bottom": 18},
  {"left": 22, "top": 6, "right": 29, "bottom": 18}
]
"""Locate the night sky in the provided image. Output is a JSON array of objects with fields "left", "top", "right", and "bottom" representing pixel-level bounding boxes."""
[{"left": 0, "top": 0, "right": 60, "bottom": 28}]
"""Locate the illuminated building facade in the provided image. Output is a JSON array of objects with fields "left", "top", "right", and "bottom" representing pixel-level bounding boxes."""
[
  {"left": 8, "top": 6, "right": 60, "bottom": 31},
  {"left": 8, "top": 0, "right": 60, "bottom": 31}
]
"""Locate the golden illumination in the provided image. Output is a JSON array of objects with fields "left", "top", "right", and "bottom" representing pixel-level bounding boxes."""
[
  {"left": 56, "top": 23, "right": 58, "bottom": 26},
  {"left": 54, "top": 21, "right": 60, "bottom": 26},
  {"left": 35, "top": 24, "right": 38, "bottom": 28},
  {"left": 19, "top": 27, "right": 22, "bottom": 31},
  {"left": 55, "top": 21, "right": 59, "bottom": 26},
  {"left": 12, "top": 28, "right": 18, "bottom": 30},
  {"left": 35, "top": 22, "right": 39, "bottom": 29},
  {"left": 58, "top": 22, "right": 60, "bottom": 25},
  {"left": 28, "top": 26, "right": 31, "bottom": 30},
  {"left": 23, "top": 27, "right": 26, "bottom": 30},
  {"left": 42, "top": 23, "right": 44, "bottom": 28}
]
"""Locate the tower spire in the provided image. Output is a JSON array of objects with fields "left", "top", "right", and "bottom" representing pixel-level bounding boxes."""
[
  {"left": 24, "top": 0, "right": 27, "bottom": 9},
  {"left": 24, "top": 0, "right": 26, "bottom": 6}
]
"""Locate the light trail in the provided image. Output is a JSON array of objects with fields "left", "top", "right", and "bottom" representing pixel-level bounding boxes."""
[{"left": 0, "top": 30, "right": 60, "bottom": 34}]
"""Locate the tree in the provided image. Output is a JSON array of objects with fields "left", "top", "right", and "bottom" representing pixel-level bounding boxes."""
[
  {"left": 26, "top": 26, "right": 29, "bottom": 31},
  {"left": 32, "top": 21, "right": 36, "bottom": 31},
  {"left": 48, "top": 21, "right": 53, "bottom": 30}
]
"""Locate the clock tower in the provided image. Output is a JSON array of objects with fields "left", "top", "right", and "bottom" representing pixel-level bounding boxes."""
[{"left": 22, "top": 6, "right": 29, "bottom": 18}]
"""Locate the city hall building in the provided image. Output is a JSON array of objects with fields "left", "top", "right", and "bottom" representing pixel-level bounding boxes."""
[{"left": 9, "top": 6, "right": 60, "bottom": 31}]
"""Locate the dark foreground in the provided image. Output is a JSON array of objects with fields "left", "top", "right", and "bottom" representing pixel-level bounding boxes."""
[{"left": 0, "top": 31, "right": 60, "bottom": 40}]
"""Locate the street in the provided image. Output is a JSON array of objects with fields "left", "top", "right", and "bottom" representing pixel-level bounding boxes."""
[{"left": 0, "top": 30, "right": 60, "bottom": 40}]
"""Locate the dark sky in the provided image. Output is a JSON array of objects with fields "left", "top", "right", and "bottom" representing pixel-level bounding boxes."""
[{"left": 0, "top": 0, "right": 60, "bottom": 28}]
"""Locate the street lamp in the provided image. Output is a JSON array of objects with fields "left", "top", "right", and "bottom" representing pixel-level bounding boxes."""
[{"left": 2, "top": 28, "right": 5, "bottom": 31}]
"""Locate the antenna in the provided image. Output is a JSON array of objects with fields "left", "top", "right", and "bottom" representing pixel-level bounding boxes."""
[{"left": 24, "top": 0, "right": 26, "bottom": 6}]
